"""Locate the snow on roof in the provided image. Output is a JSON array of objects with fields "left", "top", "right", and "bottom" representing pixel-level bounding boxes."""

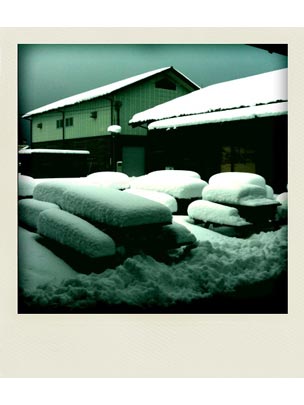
[
  {"left": 130, "top": 68, "right": 287, "bottom": 126},
  {"left": 19, "top": 148, "right": 90, "bottom": 154},
  {"left": 148, "top": 102, "right": 288, "bottom": 130},
  {"left": 22, "top": 66, "right": 199, "bottom": 118}
]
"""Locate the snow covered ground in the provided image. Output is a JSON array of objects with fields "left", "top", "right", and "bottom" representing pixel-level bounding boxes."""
[
  {"left": 18, "top": 216, "right": 288, "bottom": 314},
  {"left": 18, "top": 170, "right": 288, "bottom": 314}
]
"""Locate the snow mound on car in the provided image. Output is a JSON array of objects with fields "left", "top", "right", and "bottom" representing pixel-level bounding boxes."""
[
  {"left": 38, "top": 208, "right": 116, "bottom": 258},
  {"left": 188, "top": 200, "right": 251, "bottom": 226},
  {"left": 209, "top": 172, "right": 266, "bottom": 188},
  {"left": 86, "top": 171, "right": 130, "bottom": 189},
  {"left": 61, "top": 184, "right": 172, "bottom": 227},
  {"left": 124, "top": 188, "right": 178, "bottom": 213},
  {"left": 19, "top": 198, "right": 60, "bottom": 230},
  {"left": 130, "top": 174, "right": 207, "bottom": 199}
]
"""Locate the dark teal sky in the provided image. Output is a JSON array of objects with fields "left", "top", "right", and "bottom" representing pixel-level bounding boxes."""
[{"left": 18, "top": 44, "right": 287, "bottom": 142}]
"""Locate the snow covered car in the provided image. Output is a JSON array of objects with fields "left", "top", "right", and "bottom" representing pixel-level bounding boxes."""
[{"left": 189, "top": 172, "right": 281, "bottom": 232}]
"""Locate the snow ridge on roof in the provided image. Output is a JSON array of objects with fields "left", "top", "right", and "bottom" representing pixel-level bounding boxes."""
[
  {"left": 130, "top": 68, "right": 288, "bottom": 125},
  {"left": 23, "top": 66, "right": 178, "bottom": 118},
  {"left": 148, "top": 102, "right": 288, "bottom": 130}
]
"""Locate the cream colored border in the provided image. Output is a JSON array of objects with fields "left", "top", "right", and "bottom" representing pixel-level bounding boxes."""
[{"left": 0, "top": 28, "right": 303, "bottom": 377}]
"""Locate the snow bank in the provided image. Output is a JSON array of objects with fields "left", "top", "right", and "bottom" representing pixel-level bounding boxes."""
[
  {"left": 147, "top": 170, "right": 201, "bottom": 179},
  {"left": 86, "top": 171, "right": 130, "bottom": 189},
  {"left": 38, "top": 209, "right": 116, "bottom": 258},
  {"left": 209, "top": 172, "right": 266, "bottom": 188},
  {"left": 19, "top": 198, "right": 60, "bottom": 230},
  {"left": 188, "top": 200, "right": 251, "bottom": 226},
  {"left": 202, "top": 183, "right": 268, "bottom": 206},
  {"left": 130, "top": 175, "right": 207, "bottom": 199},
  {"left": 18, "top": 174, "right": 37, "bottom": 197},
  {"left": 124, "top": 188, "right": 178, "bottom": 213},
  {"left": 20, "top": 225, "right": 287, "bottom": 310},
  {"left": 61, "top": 184, "right": 172, "bottom": 227}
]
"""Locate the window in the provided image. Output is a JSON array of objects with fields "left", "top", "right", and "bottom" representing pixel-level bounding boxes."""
[
  {"left": 65, "top": 117, "right": 74, "bottom": 127},
  {"left": 221, "top": 145, "right": 256, "bottom": 173},
  {"left": 90, "top": 111, "right": 97, "bottom": 119},
  {"left": 56, "top": 119, "right": 63, "bottom": 128},
  {"left": 155, "top": 78, "right": 176, "bottom": 90},
  {"left": 37, "top": 123, "right": 43, "bottom": 129}
]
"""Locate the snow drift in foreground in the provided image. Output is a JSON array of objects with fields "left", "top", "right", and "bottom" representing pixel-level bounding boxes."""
[{"left": 19, "top": 224, "right": 287, "bottom": 310}]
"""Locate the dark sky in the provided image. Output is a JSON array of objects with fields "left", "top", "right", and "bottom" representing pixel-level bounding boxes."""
[{"left": 18, "top": 44, "right": 287, "bottom": 143}]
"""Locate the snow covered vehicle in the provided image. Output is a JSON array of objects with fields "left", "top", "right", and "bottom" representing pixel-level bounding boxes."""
[
  {"left": 188, "top": 172, "right": 282, "bottom": 236},
  {"left": 19, "top": 179, "right": 197, "bottom": 273}
]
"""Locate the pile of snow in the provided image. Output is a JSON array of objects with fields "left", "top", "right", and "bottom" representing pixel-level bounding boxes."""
[
  {"left": 33, "top": 181, "right": 75, "bottom": 207},
  {"left": 86, "top": 171, "right": 130, "bottom": 189},
  {"left": 19, "top": 224, "right": 287, "bottom": 310},
  {"left": 209, "top": 172, "right": 266, "bottom": 188},
  {"left": 202, "top": 183, "right": 272, "bottom": 206},
  {"left": 124, "top": 188, "right": 178, "bottom": 213},
  {"left": 107, "top": 125, "right": 121, "bottom": 133},
  {"left": 130, "top": 175, "right": 207, "bottom": 199},
  {"left": 18, "top": 174, "right": 37, "bottom": 198},
  {"left": 188, "top": 200, "right": 251, "bottom": 227},
  {"left": 34, "top": 177, "right": 86, "bottom": 185},
  {"left": 19, "top": 198, "right": 60, "bottom": 230},
  {"left": 61, "top": 184, "right": 172, "bottom": 228},
  {"left": 203, "top": 172, "right": 277, "bottom": 207},
  {"left": 38, "top": 209, "right": 116, "bottom": 259},
  {"left": 146, "top": 170, "right": 201, "bottom": 179}
]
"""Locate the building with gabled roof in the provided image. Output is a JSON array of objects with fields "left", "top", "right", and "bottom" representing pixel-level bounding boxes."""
[
  {"left": 22, "top": 66, "right": 199, "bottom": 177},
  {"left": 130, "top": 68, "right": 288, "bottom": 192}
]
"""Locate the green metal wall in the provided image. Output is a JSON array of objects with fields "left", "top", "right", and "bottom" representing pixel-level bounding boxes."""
[{"left": 30, "top": 72, "right": 194, "bottom": 142}]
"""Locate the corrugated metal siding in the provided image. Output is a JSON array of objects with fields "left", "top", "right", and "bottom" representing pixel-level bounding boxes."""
[
  {"left": 32, "top": 98, "right": 111, "bottom": 142},
  {"left": 31, "top": 74, "right": 193, "bottom": 142},
  {"left": 116, "top": 78, "right": 191, "bottom": 135}
]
